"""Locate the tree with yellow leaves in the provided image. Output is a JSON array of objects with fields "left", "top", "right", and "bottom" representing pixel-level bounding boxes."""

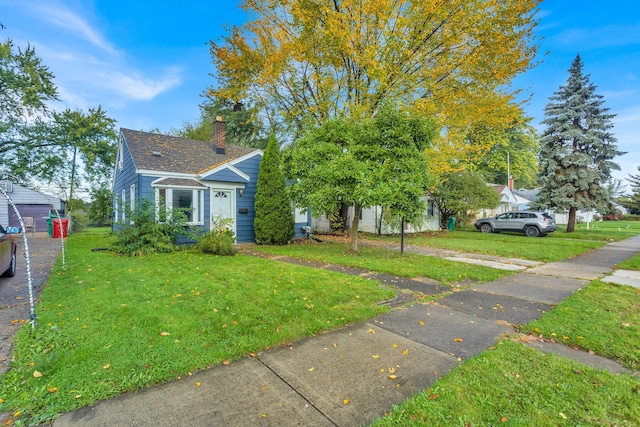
[{"left": 211, "top": 0, "right": 540, "bottom": 168}]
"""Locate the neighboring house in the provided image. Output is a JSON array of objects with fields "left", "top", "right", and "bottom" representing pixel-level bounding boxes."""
[
  {"left": 111, "top": 119, "right": 308, "bottom": 243},
  {"left": 476, "top": 182, "right": 529, "bottom": 218},
  {"left": 312, "top": 197, "right": 440, "bottom": 234},
  {"left": 0, "top": 181, "right": 64, "bottom": 231}
]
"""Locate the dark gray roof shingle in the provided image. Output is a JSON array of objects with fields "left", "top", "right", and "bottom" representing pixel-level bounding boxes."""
[{"left": 121, "top": 128, "right": 257, "bottom": 175}]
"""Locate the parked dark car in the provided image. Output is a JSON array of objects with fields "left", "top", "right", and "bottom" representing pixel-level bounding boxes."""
[
  {"left": 474, "top": 211, "right": 556, "bottom": 237},
  {"left": 0, "top": 224, "right": 19, "bottom": 277}
]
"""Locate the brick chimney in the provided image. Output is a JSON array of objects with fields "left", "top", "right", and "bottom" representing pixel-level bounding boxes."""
[
  {"left": 508, "top": 176, "right": 514, "bottom": 190},
  {"left": 213, "top": 116, "right": 226, "bottom": 154}
]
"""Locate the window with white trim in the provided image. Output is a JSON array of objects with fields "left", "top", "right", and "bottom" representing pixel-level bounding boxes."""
[
  {"left": 121, "top": 189, "right": 126, "bottom": 222},
  {"left": 130, "top": 184, "right": 136, "bottom": 224},
  {"left": 155, "top": 187, "right": 204, "bottom": 225},
  {"left": 118, "top": 141, "right": 124, "bottom": 171}
]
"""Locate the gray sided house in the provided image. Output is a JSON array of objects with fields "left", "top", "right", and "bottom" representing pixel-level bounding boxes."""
[
  {"left": 0, "top": 181, "right": 63, "bottom": 232},
  {"left": 112, "top": 120, "right": 308, "bottom": 243}
]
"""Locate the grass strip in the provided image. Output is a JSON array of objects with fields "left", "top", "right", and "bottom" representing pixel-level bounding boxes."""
[
  {"left": 521, "top": 281, "right": 640, "bottom": 370},
  {"left": 252, "top": 241, "right": 513, "bottom": 285},
  {"left": 372, "top": 338, "right": 640, "bottom": 426}
]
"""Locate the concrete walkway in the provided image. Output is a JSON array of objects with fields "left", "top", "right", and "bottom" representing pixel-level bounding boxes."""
[{"left": 44, "top": 235, "right": 640, "bottom": 426}]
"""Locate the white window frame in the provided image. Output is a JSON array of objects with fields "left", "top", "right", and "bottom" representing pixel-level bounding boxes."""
[
  {"left": 121, "top": 189, "right": 126, "bottom": 222},
  {"left": 154, "top": 187, "right": 205, "bottom": 225},
  {"left": 114, "top": 198, "right": 119, "bottom": 223},
  {"left": 118, "top": 142, "right": 124, "bottom": 171},
  {"left": 130, "top": 184, "right": 136, "bottom": 224}
]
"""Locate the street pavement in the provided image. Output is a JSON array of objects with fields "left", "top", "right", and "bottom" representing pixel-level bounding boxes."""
[{"left": 50, "top": 234, "right": 640, "bottom": 427}]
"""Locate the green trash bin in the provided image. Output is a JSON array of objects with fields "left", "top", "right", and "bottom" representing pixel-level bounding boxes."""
[
  {"left": 447, "top": 216, "right": 456, "bottom": 231},
  {"left": 47, "top": 217, "right": 53, "bottom": 237}
]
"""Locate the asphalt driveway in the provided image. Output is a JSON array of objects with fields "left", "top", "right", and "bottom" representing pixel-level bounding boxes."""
[{"left": 0, "top": 232, "right": 61, "bottom": 374}]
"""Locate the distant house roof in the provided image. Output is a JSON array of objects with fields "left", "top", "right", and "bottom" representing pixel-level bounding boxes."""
[
  {"left": 513, "top": 188, "right": 540, "bottom": 202},
  {"left": 121, "top": 129, "right": 257, "bottom": 175}
]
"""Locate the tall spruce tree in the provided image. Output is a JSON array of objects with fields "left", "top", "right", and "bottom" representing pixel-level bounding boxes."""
[
  {"left": 535, "top": 55, "right": 624, "bottom": 232},
  {"left": 626, "top": 166, "right": 640, "bottom": 214},
  {"left": 254, "top": 132, "right": 295, "bottom": 244}
]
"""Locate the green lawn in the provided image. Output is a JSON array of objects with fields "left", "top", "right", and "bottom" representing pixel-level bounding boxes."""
[
  {"left": 0, "top": 231, "right": 394, "bottom": 423},
  {"left": 252, "top": 241, "right": 513, "bottom": 285}
]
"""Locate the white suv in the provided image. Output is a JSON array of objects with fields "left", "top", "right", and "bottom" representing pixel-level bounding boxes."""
[{"left": 474, "top": 211, "right": 557, "bottom": 237}]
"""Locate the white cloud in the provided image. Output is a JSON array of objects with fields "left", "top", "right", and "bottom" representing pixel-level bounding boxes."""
[
  {"left": 30, "top": 1, "right": 118, "bottom": 55},
  {"left": 9, "top": 1, "right": 184, "bottom": 113},
  {"left": 95, "top": 68, "right": 183, "bottom": 101}
]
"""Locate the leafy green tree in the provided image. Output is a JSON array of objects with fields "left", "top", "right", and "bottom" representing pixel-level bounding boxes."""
[
  {"left": 87, "top": 185, "right": 113, "bottom": 226},
  {"left": 178, "top": 95, "right": 268, "bottom": 148},
  {"left": 0, "top": 39, "right": 58, "bottom": 171},
  {"left": 20, "top": 106, "right": 117, "bottom": 203},
  {"left": 429, "top": 171, "right": 500, "bottom": 229},
  {"left": 254, "top": 132, "right": 295, "bottom": 245},
  {"left": 535, "top": 55, "right": 624, "bottom": 232},
  {"left": 473, "top": 116, "right": 540, "bottom": 189},
  {"left": 285, "top": 104, "right": 436, "bottom": 252}
]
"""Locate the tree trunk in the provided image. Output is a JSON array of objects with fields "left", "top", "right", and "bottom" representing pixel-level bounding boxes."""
[
  {"left": 349, "top": 204, "right": 361, "bottom": 253},
  {"left": 340, "top": 202, "right": 350, "bottom": 232},
  {"left": 566, "top": 206, "right": 577, "bottom": 232}
]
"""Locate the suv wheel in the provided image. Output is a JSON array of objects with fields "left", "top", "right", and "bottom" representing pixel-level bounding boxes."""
[
  {"left": 480, "top": 223, "right": 492, "bottom": 233},
  {"left": 525, "top": 226, "right": 540, "bottom": 237}
]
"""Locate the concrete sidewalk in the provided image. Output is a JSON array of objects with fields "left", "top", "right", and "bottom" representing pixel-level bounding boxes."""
[{"left": 53, "top": 235, "right": 640, "bottom": 426}]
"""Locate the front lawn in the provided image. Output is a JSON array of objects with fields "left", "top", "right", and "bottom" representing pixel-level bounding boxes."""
[
  {"left": 253, "top": 241, "right": 513, "bottom": 285},
  {"left": 0, "top": 231, "right": 394, "bottom": 422},
  {"left": 374, "top": 280, "right": 640, "bottom": 425}
]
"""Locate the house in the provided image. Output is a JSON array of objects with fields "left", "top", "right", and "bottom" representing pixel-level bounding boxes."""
[
  {"left": 476, "top": 181, "right": 530, "bottom": 218},
  {"left": 311, "top": 197, "right": 441, "bottom": 234},
  {"left": 111, "top": 118, "right": 308, "bottom": 243},
  {"left": 0, "top": 180, "right": 64, "bottom": 232}
]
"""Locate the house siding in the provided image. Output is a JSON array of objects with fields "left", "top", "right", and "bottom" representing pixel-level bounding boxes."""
[
  {"left": 204, "top": 168, "right": 248, "bottom": 183},
  {"left": 0, "top": 183, "right": 62, "bottom": 229},
  {"left": 112, "top": 133, "right": 140, "bottom": 225},
  {"left": 232, "top": 154, "right": 261, "bottom": 243}
]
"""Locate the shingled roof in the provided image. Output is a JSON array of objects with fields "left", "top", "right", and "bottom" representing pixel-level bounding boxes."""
[{"left": 121, "top": 128, "right": 258, "bottom": 175}]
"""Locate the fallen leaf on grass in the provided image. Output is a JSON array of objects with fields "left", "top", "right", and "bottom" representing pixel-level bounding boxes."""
[
  {"left": 428, "top": 394, "right": 438, "bottom": 400},
  {"left": 160, "top": 331, "right": 170, "bottom": 336},
  {"left": 500, "top": 416, "right": 508, "bottom": 422},
  {"left": 103, "top": 364, "right": 110, "bottom": 369},
  {"left": 33, "top": 371, "right": 42, "bottom": 378},
  {"left": 48, "top": 387, "right": 58, "bottom": 393}
]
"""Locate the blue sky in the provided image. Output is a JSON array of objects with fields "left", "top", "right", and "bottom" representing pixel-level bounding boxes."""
[{"left": 2, "top": 0, "right": 639, "bottom": 189}]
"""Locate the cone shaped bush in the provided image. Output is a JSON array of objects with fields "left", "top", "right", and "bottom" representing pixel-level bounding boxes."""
[{"left": 254, "top": 132, "right": 295, "bottom": 244}]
